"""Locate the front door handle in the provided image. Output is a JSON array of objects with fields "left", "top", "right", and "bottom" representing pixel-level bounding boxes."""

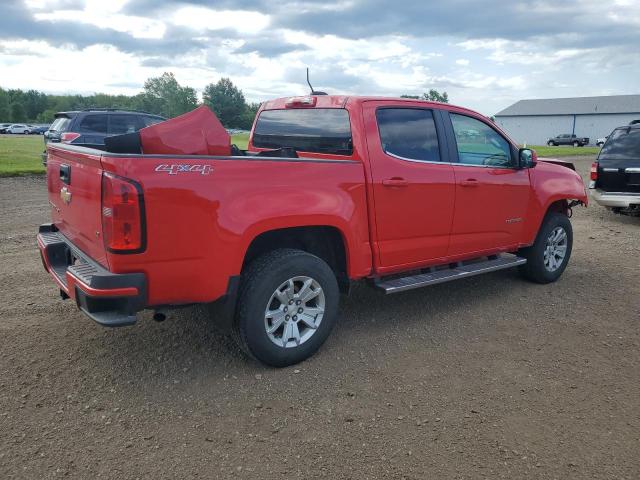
[
  {"left": 382, "top": 177, "right": 409, "bottom": 187},
  {"left": 460, "top": 178, "right": 478, "bottom": 187}
]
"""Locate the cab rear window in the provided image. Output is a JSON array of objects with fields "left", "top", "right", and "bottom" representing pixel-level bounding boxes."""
[{"left": 253, "top": 108, "right": 353, "bottom": 155}]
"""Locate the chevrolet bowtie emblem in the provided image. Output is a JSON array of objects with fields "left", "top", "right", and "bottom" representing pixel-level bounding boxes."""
[{"left": 60, "top": 186, "right": 72, "bottom": 205}]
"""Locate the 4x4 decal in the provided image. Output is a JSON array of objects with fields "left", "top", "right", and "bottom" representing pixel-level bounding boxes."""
[{"left": 155, "top": 164, "right": 213, "bottom": 175}]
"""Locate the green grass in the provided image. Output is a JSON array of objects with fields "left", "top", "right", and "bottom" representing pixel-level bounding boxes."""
[
  {"left": 0, "top": 133, "right": 251, "bottom": 177},
  {"left": 231, "top": 133, "right": 249, "bottom": 150},
  {"left": 0, "top": 135, "right": 45, "bottom": 176},
  {"left": 527, "top": 145, "right": 600, "bottom": 157}
]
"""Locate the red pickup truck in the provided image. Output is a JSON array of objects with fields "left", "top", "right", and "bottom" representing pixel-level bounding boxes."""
[{"left": 38, "top": 96, "right": 588, "bottom": 366}]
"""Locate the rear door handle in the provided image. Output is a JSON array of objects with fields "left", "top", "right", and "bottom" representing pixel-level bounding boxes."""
[
  {"left": 60, "top": 164, "right": 71, "bottom": 185},
  {"left": 382, "top": 177, "right": 408, "bottom": 187},
  {"left": 460, "top": 178, "right": 478, "bottom": 187}
]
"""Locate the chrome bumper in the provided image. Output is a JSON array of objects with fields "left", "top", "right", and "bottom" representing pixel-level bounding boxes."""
[{"left": 591, "top": 189, "right": 640, "bottom": 208}]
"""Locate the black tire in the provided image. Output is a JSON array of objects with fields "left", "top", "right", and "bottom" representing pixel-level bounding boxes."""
[
  {"left": 518, "top": 213, "right": 573, "bottom": 284},
  {"left": 547, "top": 141, "right": 555, "bottom": 146},
  {"left": 233, "top": 249, "right": 339, "bottom": 367},
  {"left": 573, "top": 140, "right": 579, "bottom": 147}
]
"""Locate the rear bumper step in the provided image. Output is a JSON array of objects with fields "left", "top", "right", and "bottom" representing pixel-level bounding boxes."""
[
  {"left": 591, "top": 189, "right": 640, "bottom": 209},
  {"left": 37, "top": 223, "right": 146, "bottom": 327},
  {"left": 375, "top": 254, "right": 526, "bottom": 294}
]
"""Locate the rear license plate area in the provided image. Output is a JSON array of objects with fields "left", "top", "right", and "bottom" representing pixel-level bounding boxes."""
[{"left": 628, "top": 173, "right": 640, "bottom": 186}]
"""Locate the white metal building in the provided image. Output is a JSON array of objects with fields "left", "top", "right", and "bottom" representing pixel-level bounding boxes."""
[{"left": 494, "top": 95, "right": 640, "bottom": 146}]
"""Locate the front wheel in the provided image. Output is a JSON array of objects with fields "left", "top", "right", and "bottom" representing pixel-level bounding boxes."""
[
  {"left": 518, "top": 213, "right": 573, "bottom": 284},
  {"left": 547, "top": 141, "right": 555, "bottom": 146},
  {"left": 233, "top": 249, "right": 339, "bottom": 367},
  {"left": 573, "top": 140, "right": 579, "bottom": 147}
]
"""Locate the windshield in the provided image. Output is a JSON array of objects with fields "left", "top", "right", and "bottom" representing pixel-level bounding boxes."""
[
  {"left": 253, "top": 108, "right": 353, "bottom": 155},
  {"left": 600, "top": 128, "right": 640, "bottom": 160}
]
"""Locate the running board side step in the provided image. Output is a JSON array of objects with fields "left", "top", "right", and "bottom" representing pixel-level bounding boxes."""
[{"left": 374, "top": 254, "right": 527, "bottom": 294}]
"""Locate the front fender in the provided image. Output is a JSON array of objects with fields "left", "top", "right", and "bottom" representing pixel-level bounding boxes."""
[{"left": 523, "top": 161, "right": 588, "bottom": 244}]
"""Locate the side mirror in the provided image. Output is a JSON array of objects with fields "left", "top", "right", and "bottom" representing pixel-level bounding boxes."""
[{"left": 519, "top": 148, "right": 537, "bottom": 168}]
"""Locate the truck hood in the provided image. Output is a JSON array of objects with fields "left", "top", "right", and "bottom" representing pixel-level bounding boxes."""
[{"left": 537, "top": 157, "right": 576, "bottom": 171}]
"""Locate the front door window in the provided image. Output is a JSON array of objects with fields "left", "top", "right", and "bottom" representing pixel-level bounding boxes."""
[{"left": 450, "top": 114, "right": 514, "bottom": 168}]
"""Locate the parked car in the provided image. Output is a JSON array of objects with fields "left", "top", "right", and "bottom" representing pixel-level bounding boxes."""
[
  {"left": 590, "top": 123, "right": 640, "bottom": 216},
  {"left": 6, "top": 124, "right": 32, "bottom": 134},
  {"left": 37, "top": 98, "right": 587, "bottom": 367},
  {"left": 42, "top": 109, "right": 165, "bottom": 164},
  {"left": 0, "top": 123, "right": 12, "bottom": 133},
  {"left": 547, "top": 134, "right": 590, "bottom": 147},
  {"left": 596, "top": 136, "right": 608, "bottom": 147},
  {"left": 29, "top": 125, "right": 49, "bottom": 135}
]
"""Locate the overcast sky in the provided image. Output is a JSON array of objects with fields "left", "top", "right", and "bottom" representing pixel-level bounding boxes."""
[{"left": 1, "top": 0, "right": 638, "bottom": 115}]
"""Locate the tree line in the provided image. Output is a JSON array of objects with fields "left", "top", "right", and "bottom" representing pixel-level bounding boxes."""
[
  {"left": 0, "top": 70, "right": 450, "bottom": 128},
  {"left": 401, "top": 90, "right": 449, "bottom": 103},
  {"left": 0, "top": 72, "right": 260, "bottom": 129}
]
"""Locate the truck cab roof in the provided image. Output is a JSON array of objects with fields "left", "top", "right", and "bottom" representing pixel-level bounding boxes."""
[{"left": 261, "top": 95, "right": 482, "bottom": 117}]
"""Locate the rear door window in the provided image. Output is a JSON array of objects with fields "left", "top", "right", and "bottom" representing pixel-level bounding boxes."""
[
  {"left": 79, "top": 115, "right": 108, "bottom": 134},
  {"left": 253, "top": 108, "right": 352, "bottom": 155},
  {"left": 376, "top": 108, "right": 441, "bottom": 162},
  {"left": 109, "top": 115, "right": 143, "bottom": 135}
]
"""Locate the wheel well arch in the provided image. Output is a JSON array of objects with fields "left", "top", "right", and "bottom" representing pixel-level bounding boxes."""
[
  {"left": 546, "top": 199, "right": 570, "bottom": 216},
  {"left": 242, "top": 226, "right": 350, "bottom": 292}
]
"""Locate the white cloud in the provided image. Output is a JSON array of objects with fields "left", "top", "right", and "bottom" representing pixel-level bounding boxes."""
[
  {"left": 171, "top": 7, "right": 270, "bottom": 34},
  {"left": 2, "top": 0, "right": 639, "bottom": 116},
  {"left": 34, "top": 11, "right": 166, "bottom": 39}
]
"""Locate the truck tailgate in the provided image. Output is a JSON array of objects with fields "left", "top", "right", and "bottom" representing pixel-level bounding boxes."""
[{"left": 46, "top": 145, "right": 108, "bottom": 268}]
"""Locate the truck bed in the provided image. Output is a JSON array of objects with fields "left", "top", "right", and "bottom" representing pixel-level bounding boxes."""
[{"left": 45, "top": 143, "right": 371, "bottom": 307}]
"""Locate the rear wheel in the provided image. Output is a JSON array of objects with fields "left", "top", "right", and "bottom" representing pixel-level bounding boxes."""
[
  {"left": 233, "top": 249, "right": 339, "bottom": 367},
  {"left": 518, "top": 213, "right": 573, "bottom": 284}
]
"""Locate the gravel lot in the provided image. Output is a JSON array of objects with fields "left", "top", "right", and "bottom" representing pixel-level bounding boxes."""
[{"left": 0, "top": 156, "right": 638, "bottom": 479}]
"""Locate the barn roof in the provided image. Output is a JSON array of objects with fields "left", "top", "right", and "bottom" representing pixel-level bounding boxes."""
[{"left": 495, "top": 94, "right": 640, "bottom": 117}]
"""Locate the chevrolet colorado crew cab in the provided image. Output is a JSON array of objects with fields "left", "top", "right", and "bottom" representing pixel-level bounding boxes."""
[{"left": 37, "top": 96, "right": 588, "bottom": 366}]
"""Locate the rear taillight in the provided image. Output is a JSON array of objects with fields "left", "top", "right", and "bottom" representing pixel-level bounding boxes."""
[
  {"left": 101, "top": 173, "right": 145, "bottom": 253},
  {"left": 61, "top": 132, "right": 80, "bottom": 143},
  {"left": 589, "top": 162, "right": 598, "bottom": 189}
]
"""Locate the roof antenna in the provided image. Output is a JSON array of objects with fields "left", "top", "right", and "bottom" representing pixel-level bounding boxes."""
[{"left": 306, "top": 68, "right": 327, "bottom": 95}]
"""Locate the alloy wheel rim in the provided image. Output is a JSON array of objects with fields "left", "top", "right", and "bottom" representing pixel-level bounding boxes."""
[
  {"left": 543, "top": 226, "right": 568, "bottom": 272},
  {"left": 264, "top": 276, "right": 325, "bottom": 348}
]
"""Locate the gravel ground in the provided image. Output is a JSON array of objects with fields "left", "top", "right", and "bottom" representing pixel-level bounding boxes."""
[{"left": 0, "top": 156, "right": 638, "bottom": 479}]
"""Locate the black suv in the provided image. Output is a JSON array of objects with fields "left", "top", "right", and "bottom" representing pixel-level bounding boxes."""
[
  {"left": 43, "top": 109, "right": 165, "bottom": 164},
  {"left": 590, "top": 123, "right": 640, "bottom": 216}
]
